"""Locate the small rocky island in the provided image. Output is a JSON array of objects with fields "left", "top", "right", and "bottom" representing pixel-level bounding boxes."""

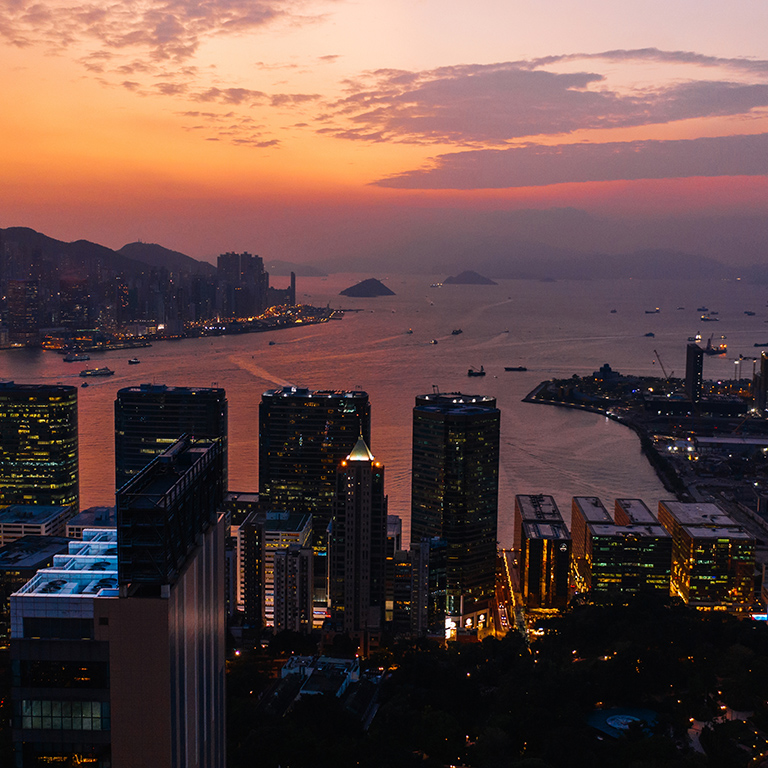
[
  {"left": 339, "top": 278, "right": 395, "bottom": 297},
  {"left": 443, "top": 270, "right": 497, "bottom": 285}
]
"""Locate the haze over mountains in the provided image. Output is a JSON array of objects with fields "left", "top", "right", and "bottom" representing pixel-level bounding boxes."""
[{"left": 1, "top": 223, "right": 766, "bottom": 283}]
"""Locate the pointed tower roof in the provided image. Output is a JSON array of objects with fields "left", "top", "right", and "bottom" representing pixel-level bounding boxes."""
[{"left": 347, "top": 435, "right": 375, "bottom": 462}]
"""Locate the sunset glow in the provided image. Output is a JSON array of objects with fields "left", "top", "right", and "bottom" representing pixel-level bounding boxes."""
[{"left": 2, "top": 0, "right": 767, "bottom": 263}]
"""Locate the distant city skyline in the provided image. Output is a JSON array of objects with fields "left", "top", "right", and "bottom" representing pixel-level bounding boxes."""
[{"left": 1, "top": 1, "right": 767, "bottom": 265}]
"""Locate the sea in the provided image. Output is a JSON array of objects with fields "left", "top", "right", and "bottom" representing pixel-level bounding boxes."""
[{"left": 2, "top": 273, "right": 767, "bottom": 547}]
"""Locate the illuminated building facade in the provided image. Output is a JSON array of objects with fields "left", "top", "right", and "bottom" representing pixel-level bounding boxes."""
[
  {"left": 658, "top": 501, "right": 755, "bottom": 611},
  {"left": 258, "top": 386, "right": 370, "bottom": 555},
  {"left": 411, "top": 392, "right": 499, "bottom": 634},
  {"left": 685, "top": 343, "right": 704, "bottom": 403},
  {"left": 0, "top": 383, "right": 78, "bottom": 509},
  {"left": 114, "top": 383, "right": 227, "bottom": 490},
  {"left": 273, "top": 544, "right": 314, "bottom": 634},
  {"left": 570, "top": 497, "right": 612, "bottom": 593},
  {"left": 328, "top": 437, "right": 387, "bottom": 653},
  {"left": 0, "top": 505, "right": 75, "bottom": 546},
  {"left": 520, "top": 520, "right": 571, "bottom": 609}
]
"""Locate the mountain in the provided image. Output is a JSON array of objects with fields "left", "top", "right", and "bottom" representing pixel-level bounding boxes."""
[
  {"left": 339, "top": 278, "right": 396, "bottom": 297},
  {"left": 443, "top": 270, "right": 497, "bottom": 285},
  {"left": 119, "top": 242, "right": 215, "bottom": 276}
]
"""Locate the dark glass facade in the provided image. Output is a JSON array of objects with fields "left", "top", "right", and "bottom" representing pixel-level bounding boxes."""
[
  {"left": 114, "top": 384, "right": 227, "bottom": 490},
  {"left": 258, "top": 387, "right": 370, "bottom": 550},
  {"left": 411, "top": 393, "right": 500, "bottom": 626},
  {"left": 116, "top": 437, "right": 225, "bottom": 590},
  {"left": 0, "top": 383, "right": 78, "bottom": 509}
]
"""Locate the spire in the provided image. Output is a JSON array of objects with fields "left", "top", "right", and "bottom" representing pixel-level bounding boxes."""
[{"left": 347, "top": 434, "right": 374, "bottom": 462}]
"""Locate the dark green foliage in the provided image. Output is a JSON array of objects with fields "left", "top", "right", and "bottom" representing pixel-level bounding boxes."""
[{"left": 226, "top": 598, "right": 768, "bottom": 767}]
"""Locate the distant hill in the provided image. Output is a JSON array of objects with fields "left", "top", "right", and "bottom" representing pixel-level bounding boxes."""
[
  {"left": 339, "top": 278, "right": 395, "bottom": 297},
  {"left": 119, "top": 242, "right": 215, "bottom": 276},
  {"left": 443, "top": 270, "right": 496, "bottom": 285},
  {"left": 266, "top": 260, "right": 328, "bottom": 277}
]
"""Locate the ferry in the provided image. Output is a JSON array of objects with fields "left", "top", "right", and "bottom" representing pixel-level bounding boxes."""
[
  {"left": 79, "top": 367, "right": 115, "bottom": 377},
  {"left": 128, "top": 358, "right": 140, "bottom": 364},
  {"left": 63, "top": 352, "right": 90, "bottom": 362}
]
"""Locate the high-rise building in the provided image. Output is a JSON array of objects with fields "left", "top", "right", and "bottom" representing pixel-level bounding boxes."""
[
  {"left": 6, "top": 279, "right": 40, "bottom": 344},
  {"left": 657, "top": 501, "right": 754, "bottom": 611},
  {"left": 570, "top": 497, "right": 612, "bottom": 593},
  {"left": 514, "top": 494, "right": 564, "bottom": 555},
  {"left": 273, "top": 544, "right": 314, "bottom": 634},
  {"left": 0, "top": 383, "right": 78, "bottom": 509},
  {"left": 259, "top": 386, "right": 370, "bottom": 554},
  {"left": 410, "top": 392, "right": 500, "bottom": 636},
  {"left": 753, "top": 351, "right": 768, "bottom": 412},
  {"left": 216, "top": 251, "right": 269, "bottom": 318},
  {"left": 685, "top": 343, "right": 704, "bottom": 403},
  {"left": 519, "top": 518, "right": 571, "bottom": 609},
  {"left": 114, "top": 383, "right": 227, "bottom": 490},
  {"left": 328, "top": 436, "right": 387, "bottom": 654}
]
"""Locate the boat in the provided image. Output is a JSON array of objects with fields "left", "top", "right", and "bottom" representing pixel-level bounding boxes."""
[
  {"left": 467, "top": 366, "right": 486, "bottom": 377},
  {"left": 128, "top": 358, "right": 140, "bottom": 364},
  {"left": 505, "top": 366, "right": 528, "bottom": 372},
  {"left": 687, "top": 332, "right": 702, "bottom": 342},
  {"left": 80, "top": 382, "right": 89, "bottom": 388},
  {"left": 697, "top": 306, "right": 709, "bottom": 312},
  {"left": 645, "top": 308, "right": 660, "bottom": 314},
  {"left": 451, "top": 329, "right": 463, "bottom": 335},
  {"left": 430, "top": 339, "right": 438, "bottom": 345},
  {"left": 644, "top": 332, "right": 655, "bottom": 337},
  {"left": 63, "top": 352, "right": 90, "bottom": 362},
  {"left": 755, "top": 343, "right": 768, "bottom": 347},
  {"left": 268, "top": 341, "right": 276, "bottom": 346},
  {"left": 79, "top": 367, "right": 115, "bottom": 377},
  {"left": 701, "top": 315, "right": 719, "bottom": 322},
  {"left": 610, "top": 309, "right": 617, "bottom": 314},
  {"left": 703, "top": 335, "right": 726, "bottom": 355},
  {"left": 405, "top": 329, "right": 413, "bottom": 334},
  {"left": 745, "top": 310, "right": 756, "bottom": 316}
]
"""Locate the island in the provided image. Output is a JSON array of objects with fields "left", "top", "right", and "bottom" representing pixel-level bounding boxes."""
[
  {"left": 443, "top": 270, "right": 497, "bottom": 285},
  {"left": 339, "top": 278, "right": 395, "bottom": 297}
]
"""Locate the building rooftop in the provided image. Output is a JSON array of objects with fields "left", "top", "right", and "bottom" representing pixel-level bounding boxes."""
[
  {"left": 659, "top": 501, "right": 735, "bottom": 527},
  {"left": 12, "top": 529, "right": 118, "bottom": 599},
  {"left": 588, "top": 523, "right": 670, "bottom": 539},
  {"left": 118, "top": 383, "right": 225, "bottom": 396},
  {"left": 0, "top": 505, "right": 72, "bottom": 525},
  {"left": 522, "top": 520, "right": 571, "bottom": 540},
  {"left": 415, "top": 392, "right": 497, "bottom": 414},
  {"left": 67, "top": 506, "right": 116, "bottom": 528},
  {"left": 679, "top": 524, "right": 753, "bottom": 542},
  {"left": 0, "top": 536, "right": 71, "bottom": 571},
  {"left": 262, "top": 387, "right": 368, "bottom": 400},
  {"left": 615, "top": 499, "right": 657, "bottom": 525},
  {"left": 573, "top": 497, "right": 613, "bottom": 523},
  {"left": 516, "top": 494, "right": 563, "bottom": 522},
  {"left": 263, "top": 511, "right": 312, "bottom": 534},
  {"left": 347, "top": 436, "right": 375, "bottom": 462}
]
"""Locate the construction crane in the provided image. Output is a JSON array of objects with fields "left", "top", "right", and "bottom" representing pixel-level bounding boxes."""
[{"left": 653, "top": 349, "right": 673, "bottom": 380}]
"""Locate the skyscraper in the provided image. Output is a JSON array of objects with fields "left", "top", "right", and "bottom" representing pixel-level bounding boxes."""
[
  {"left": 411, "top": 392, "right": 500, "bottom": 636},
  {"left": 216, "top": 251, "right": 268, "bottom": 318},
  {"left": 328, "top": 436, "right": 387, "bottom": 654},
  {"left": 12, "top": 437, "right": 227, "bottom": 767},
  {"left": 685, "top": 342, "right": 704, "bottom": 403},
  {"left": 0, "top": 383, "right": 78, "bottom": 509},
  {"left": 258, "top": 386, "right": 370, "bottom": 552},
  {"left": 114, "top": 383, "right": 227, "bottom": 490}
]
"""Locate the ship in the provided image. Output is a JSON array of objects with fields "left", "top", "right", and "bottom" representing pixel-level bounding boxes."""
[
  {"left": 644, "top": 332, "right": 655, "bottom": 337},
  {"left": 451, "top": 329, "right": 463, "bottom": 335},
  {"left": 63, "top": 352, "right": 90, "bottom": 362},
  {"left": 128, "top": 358, "right": 140, "bottom": 364},
  {"left": 504, "top": 366, "right": 528, "bottom": 372},
  {"left": 467, "top": 366, "right": 486, "bottom": 377},
  {"left": 703, "top": 335, "right": 726, "bottom": 355},
  {"left": 79, "top": 367, "right": 115, "bottom": 377}
]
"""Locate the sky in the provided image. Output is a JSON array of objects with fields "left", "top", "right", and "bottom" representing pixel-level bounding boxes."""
[{"left": 2, "top": 0, "right": 768, "bottom": 266}]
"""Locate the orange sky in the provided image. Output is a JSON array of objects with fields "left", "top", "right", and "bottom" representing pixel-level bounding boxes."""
[{"left": 1, "top": 0, "right": 767, "bottom": 263}]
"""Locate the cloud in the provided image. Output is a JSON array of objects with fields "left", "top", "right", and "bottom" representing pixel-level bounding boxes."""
[
  {"left": 320, "top": 57, "right": 768, "bottom": 145},
  {"left": 373, "top": 132, "right": 768, "bottom": 189},
  {"left": 0, "top": 0, "right": 308, "bottom": 61}
]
